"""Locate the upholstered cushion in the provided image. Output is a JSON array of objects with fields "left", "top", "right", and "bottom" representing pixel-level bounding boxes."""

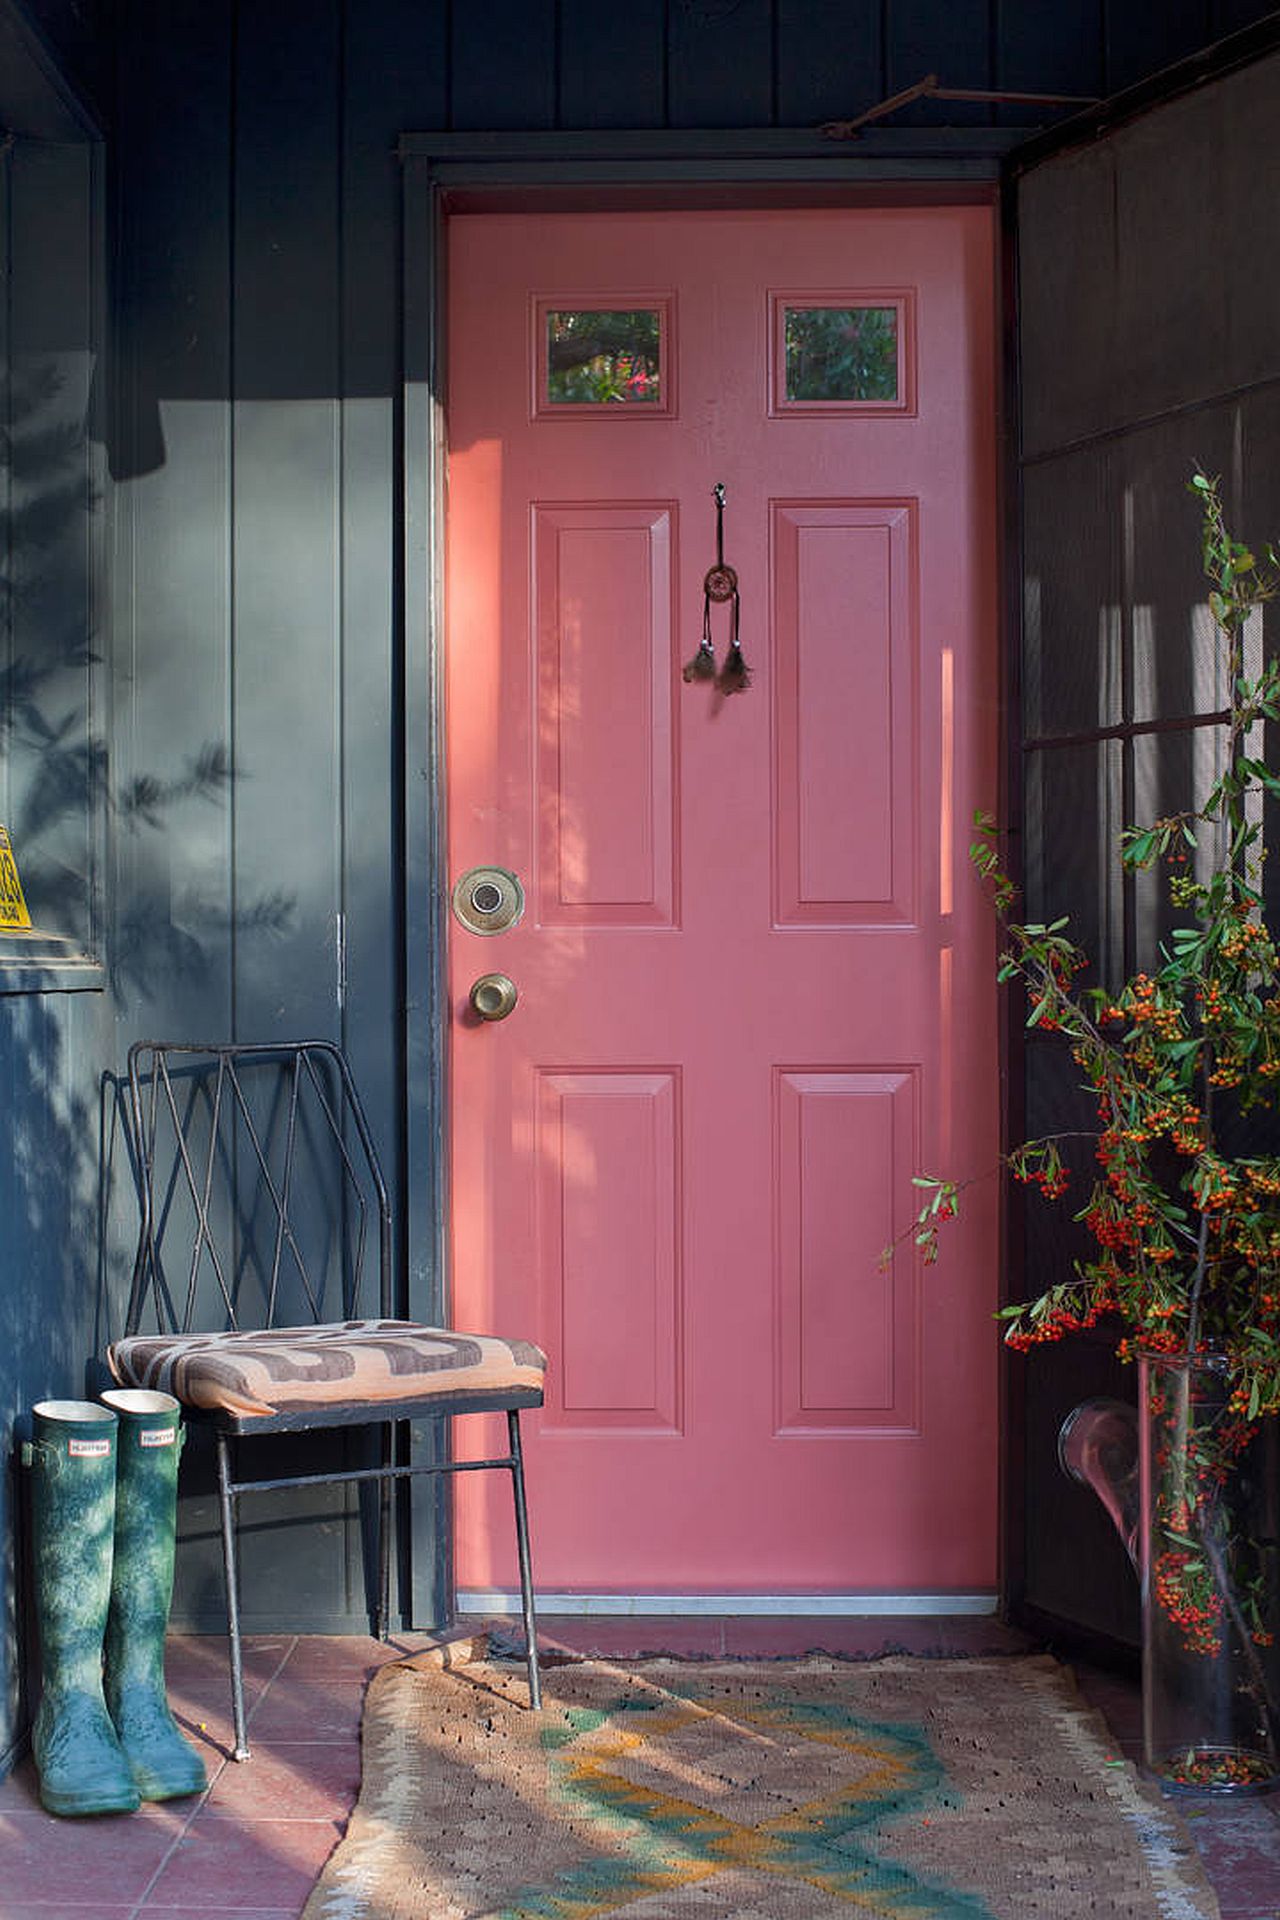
[{"left": 107, "top": 1320, "right": 547, "bottom": 1420}]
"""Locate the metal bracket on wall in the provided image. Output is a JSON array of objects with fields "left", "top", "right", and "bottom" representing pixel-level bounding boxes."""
[{"left": 821, "top": 74, "right": 1099, "bottom": 140}]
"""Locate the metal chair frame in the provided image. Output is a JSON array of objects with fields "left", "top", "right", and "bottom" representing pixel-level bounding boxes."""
[{"left": 124, "top": 1039, "right": 541, "bottom": 1760}]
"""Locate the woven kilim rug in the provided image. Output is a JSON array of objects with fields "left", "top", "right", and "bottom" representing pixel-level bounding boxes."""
[{"left": 301, "top": 1650, "right": 1220, "bottom": 1920}]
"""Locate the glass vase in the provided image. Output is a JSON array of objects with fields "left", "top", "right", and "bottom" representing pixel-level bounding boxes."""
[{"left": 1140, "top": 1350, "right": 1280, "bottom": 1791}]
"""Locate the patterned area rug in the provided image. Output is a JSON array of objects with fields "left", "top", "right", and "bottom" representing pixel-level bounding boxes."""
[{"left": 301, "top": 1649, "right": 1219, "bottom": 1920}]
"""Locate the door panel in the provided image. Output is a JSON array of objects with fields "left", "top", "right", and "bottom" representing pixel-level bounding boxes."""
[
  {"left": 445, "top": 207, "right": 999, "bottom": 1598},
  {"left": 775, "top": 1068, "right": 918, "bottom": 1431},
  {"left": 772, "top": 500, "right": 915, "bottom": 923},
  {"left": 533, "top": 503, "right": 675, "bottom": 925},
  {"left": 537, "top": 1067, "right": 682, "bottom": 1433}
]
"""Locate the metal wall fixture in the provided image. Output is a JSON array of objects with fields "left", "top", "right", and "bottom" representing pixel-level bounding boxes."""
[
  {"left": 469, "top": 973, "right": 519, "bottom": 1021},
  {"left": 452, "top": 865, "right": 525, "bottom": 935}
]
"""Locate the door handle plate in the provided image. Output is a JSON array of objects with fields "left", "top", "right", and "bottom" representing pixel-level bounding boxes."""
[{"left": 452, "top": 865, "right": 524, "bottom": 935}]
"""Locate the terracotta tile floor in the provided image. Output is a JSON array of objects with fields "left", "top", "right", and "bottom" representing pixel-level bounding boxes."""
[{"left": 0, "top": 1618, "right": 1277, "bottom": 1918}]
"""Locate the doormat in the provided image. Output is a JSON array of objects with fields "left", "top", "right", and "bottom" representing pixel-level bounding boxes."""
[{"left": 301, "top": 1652, "right": 1219, "bottom": 1920}]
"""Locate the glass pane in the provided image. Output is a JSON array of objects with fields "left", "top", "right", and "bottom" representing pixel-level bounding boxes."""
[
  {"left": 546, "top": 309, "right": 661, "bottom": 406},
  {"left": 784, "top": 305, "right": 898, "bottom": 403}
]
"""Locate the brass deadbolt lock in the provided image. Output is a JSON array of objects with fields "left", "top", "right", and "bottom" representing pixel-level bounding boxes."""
[
  {"left": 452, "top": 865, "right": 524, "bottom": 935},
  {"left": 469, "top": 972, "right": 518, "bottom": 1022}
]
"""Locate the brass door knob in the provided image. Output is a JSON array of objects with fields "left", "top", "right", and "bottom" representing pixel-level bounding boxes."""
[{"left": 469, "top": 972, "right": 518, "bottom": 1021}]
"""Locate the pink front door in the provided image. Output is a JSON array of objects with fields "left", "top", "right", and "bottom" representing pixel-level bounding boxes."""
[{"left": 445, "top": 206, "right": 999, "bottom": 1600}]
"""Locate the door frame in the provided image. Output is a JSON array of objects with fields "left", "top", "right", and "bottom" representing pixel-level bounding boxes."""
[{"left": 398, "top": 130, "right": 1019, "bottom": 1627}]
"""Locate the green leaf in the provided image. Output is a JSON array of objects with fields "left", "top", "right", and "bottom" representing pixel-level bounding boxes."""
[{"left": 1121, "top": 829, "right": 1158, "bottom": 869}]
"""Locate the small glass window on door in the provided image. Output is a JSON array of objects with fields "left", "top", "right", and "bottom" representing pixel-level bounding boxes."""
[
  {"left": 771, "top": 293, "right": 914, "bottom": 416},
  {"left": 534, "top": 298, "right": 673, "bottom": 416}
]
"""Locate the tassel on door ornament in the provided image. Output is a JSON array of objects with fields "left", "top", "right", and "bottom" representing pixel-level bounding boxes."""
[
  {"left": 683, "top": 601, "right": 717, "bottom": 683},
  {"left": 683, "top": 482, "right": 751, "bottom": 694},
  {"left": 716, "top": 593, "right": 750, "bottom": 695}
]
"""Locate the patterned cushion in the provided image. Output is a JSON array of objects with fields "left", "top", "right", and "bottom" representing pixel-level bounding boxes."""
[{"left": 107, "top": 1320, "right": 547, "bottom": 1420}]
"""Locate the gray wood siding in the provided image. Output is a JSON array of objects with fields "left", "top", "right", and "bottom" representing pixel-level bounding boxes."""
[
  {"left": 0, "top": 0, "right": 110, "bottom": 132},
  {"left": 0, "top": 121, "right": 115, "bottom": 1770}
]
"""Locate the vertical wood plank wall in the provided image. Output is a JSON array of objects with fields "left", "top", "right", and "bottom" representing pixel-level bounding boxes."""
[
  {"left": 0, "top": 105, "right": 115, "bottom": 1775},
  {"left": 2, "top": 0, "right": 1278, "bottom": 1767}
]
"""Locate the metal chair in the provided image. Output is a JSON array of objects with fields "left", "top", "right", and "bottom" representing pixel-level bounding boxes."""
[{"left": 109, "top": 1040, "right": 543, "bottom": 1759}]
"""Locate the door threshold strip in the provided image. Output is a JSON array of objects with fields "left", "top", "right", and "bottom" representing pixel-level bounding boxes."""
[{"left": 457, "top": 1591, "right": 999, "bottom": 1617}]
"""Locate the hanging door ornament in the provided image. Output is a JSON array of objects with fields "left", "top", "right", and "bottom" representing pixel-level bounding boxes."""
[{"left": 683, "top": 482, "right": 751, "bottom": 694}]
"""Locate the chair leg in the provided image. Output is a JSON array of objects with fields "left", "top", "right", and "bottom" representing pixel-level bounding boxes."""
[
  {"left": 507, "top": 1410, "right": 541, "bottom": 1710},
  {"left": 377, "top": 1422, "right": 393, "bottom": 1641},
  {"left": 214, "top": 1433, "right": 251, "bottom": 1762}
]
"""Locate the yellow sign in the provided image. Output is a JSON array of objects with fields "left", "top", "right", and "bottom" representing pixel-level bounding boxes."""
[{"left": 0, "top": 825, "right": 33, "bottom": 930}]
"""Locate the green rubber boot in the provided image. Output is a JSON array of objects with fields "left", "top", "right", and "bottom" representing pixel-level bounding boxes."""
[
  {"left": 26, "top": 1401, "right": 141, "bottom": 1816},
  {"left": 101, "top": 1390, "right": 208, "bottom": 1802}
]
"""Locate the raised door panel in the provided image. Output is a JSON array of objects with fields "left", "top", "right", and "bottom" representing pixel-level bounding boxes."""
[
  {"left": 772, "top": 501, "right": 916, "bottom": 927},
  {"left": 534, "top": 504, "right": 676, "bottom": 927},
  {"left": 537, "top": 1069, "right": 682, "bottom": 1433},
  {"left": 775, "top": 1069, "right": 919, "bottom": 1434}
]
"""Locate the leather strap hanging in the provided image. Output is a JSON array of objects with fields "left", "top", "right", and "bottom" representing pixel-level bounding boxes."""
[{"left": 683, "top": 482, "right": 751, "bottom": 693}]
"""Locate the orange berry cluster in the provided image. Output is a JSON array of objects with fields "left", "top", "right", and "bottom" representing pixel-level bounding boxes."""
[
  {"left": 1116, "top": 1328, "right": 1187, "bottom": 1361},
  {"left": 1193, "top": 1158, "right": 1238, "bottom": 1211},
  {"left": 1122, "top": 974, "right": 1185, "bottom": 1041},
  {"left": 1144, "top": 1299, "right": 1185, "bottom": 1326},
  {"left": 1109, "top": 1101, "right": 1202, "bottom": 1154},
  {"left": 1079, "top": 1202, "right": 1138, "bottom": 1253},
  {"left": 1220, "top": 917, "right": 1275, "bottom": 967},
  {"left": 1012, "top": 1162, "right": 1070, "bottom": 1200},
  {"left": 1154, "top": 1547, "right": 1224, "bottom": 1657},
  {"left": 1003, "top": 1296, "right": 1110, "bottom": 1352}
]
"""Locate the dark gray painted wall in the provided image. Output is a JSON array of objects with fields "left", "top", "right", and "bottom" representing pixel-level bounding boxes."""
[
  {"left": 0, "top": 107, "right": 114, "bottom": 1777},
  {"left": 1014, "top": 47, "right": 1280, "bottom": 1646},
  {"left": 4, "top": 0, "right": 1280, "bottom": 1770},
  {"left": 106, "top": 1, "right": 411, "bottom": 1640},
  {"left": 0, "top": 0, "right": 119, "bottom": 1771},
  {"left": 0, "top": 0, "right": 108, "bottom": 135}
]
